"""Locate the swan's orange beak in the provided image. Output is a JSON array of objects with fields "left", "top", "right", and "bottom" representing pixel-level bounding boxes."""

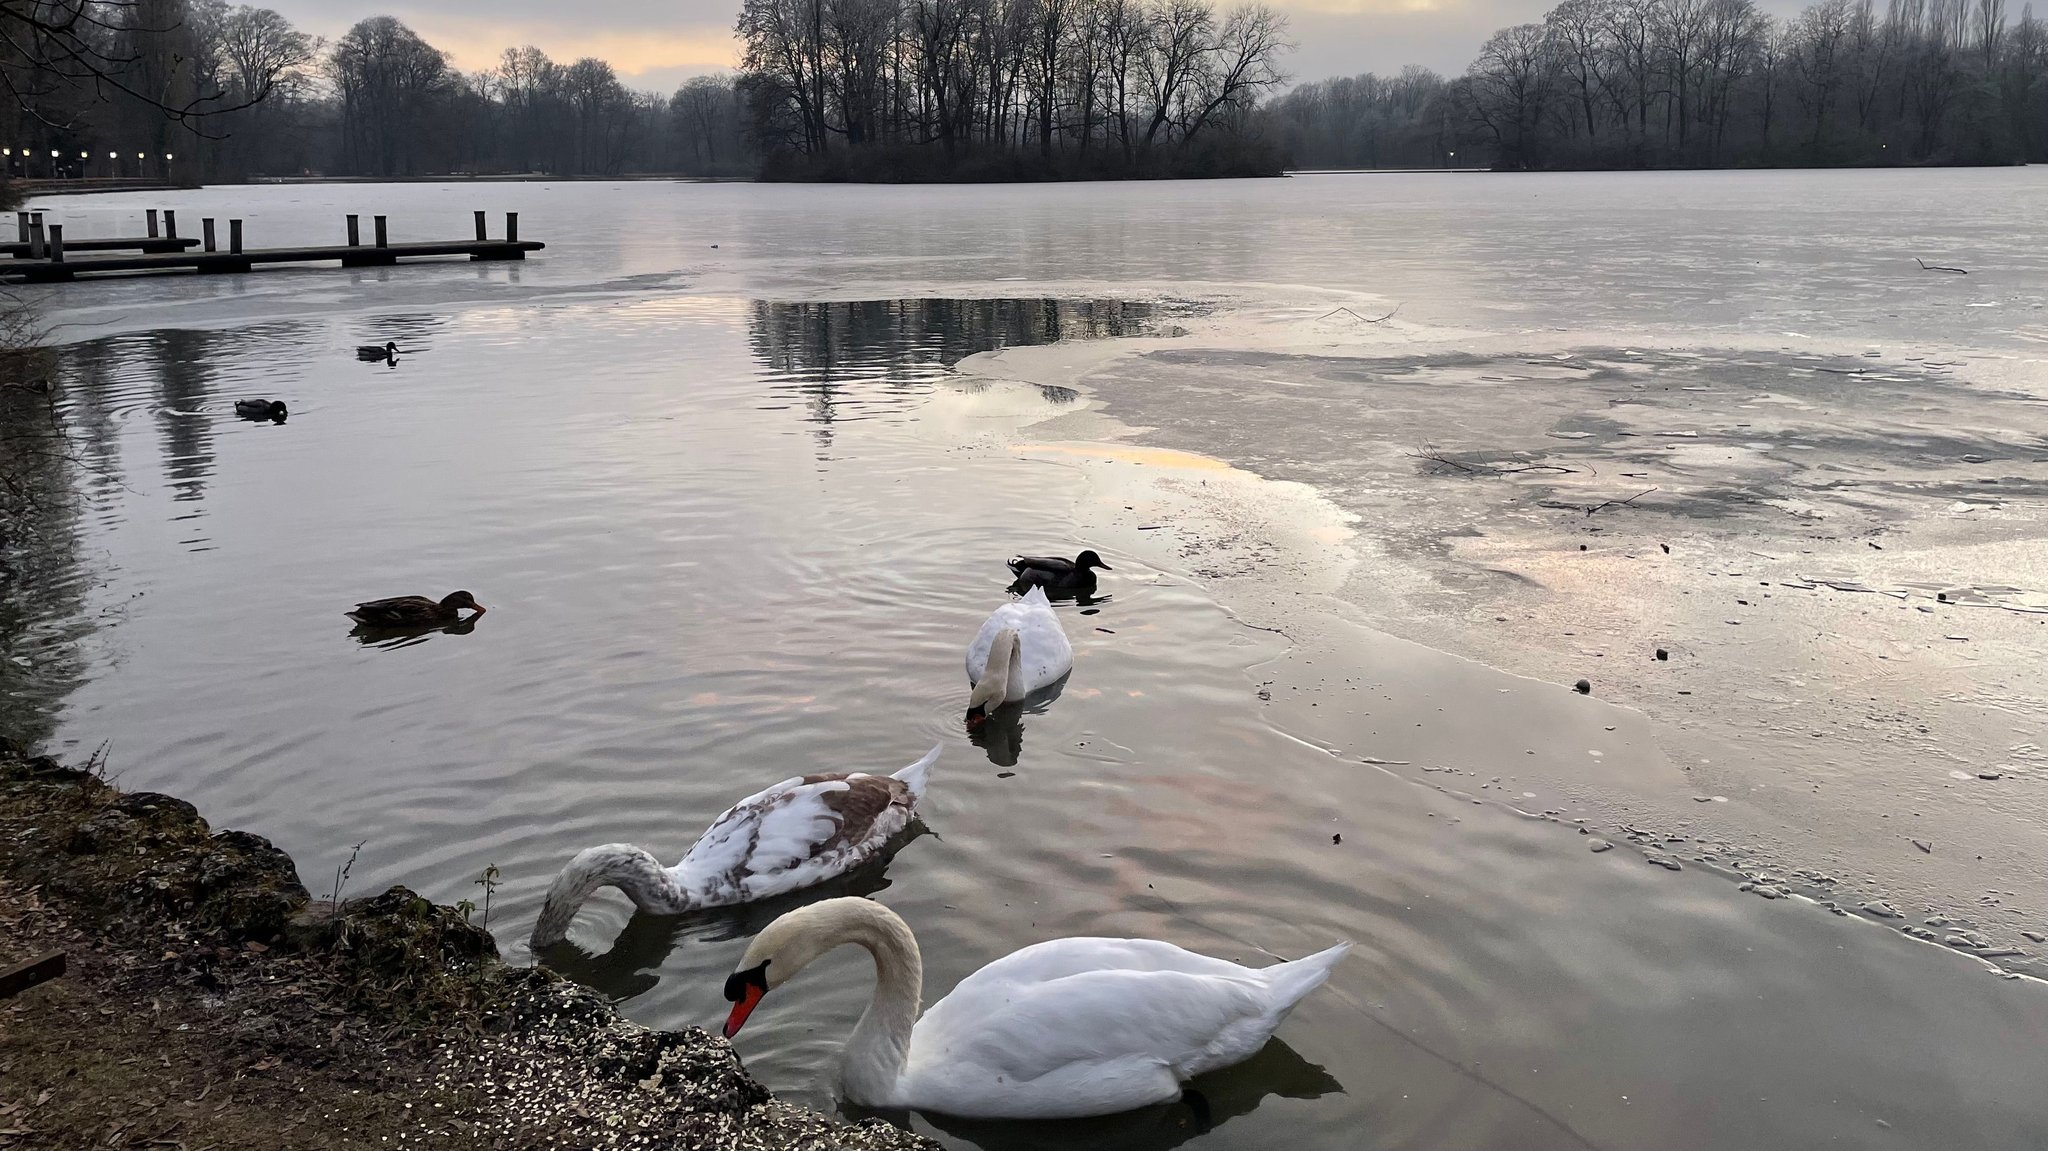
[{"left": 723, "top": 982, "right": 765, "bottom": 1039}]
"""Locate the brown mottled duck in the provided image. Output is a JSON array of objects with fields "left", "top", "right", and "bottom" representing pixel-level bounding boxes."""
[{"left": 345, "top": 591, "right": 485, "bottom": 627}]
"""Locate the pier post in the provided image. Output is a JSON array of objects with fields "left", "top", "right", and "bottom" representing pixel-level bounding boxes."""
[
  {"left": 374, "top": 215, "right": 388, "bottom": 248},
  {"left": 27, "top": 215, "right": 44, "bottom": 259},
  {"left": 147, "top": 209, "right": 160, "bottom": 238},
  {"left": 506, "top": 212, "right": 519, "bottom": 242},
  {"left": 202, "top": 218, "right": 216, "bottom": 253},
  {"left": 474, "top": 210, "right": 487, "bottom": 241},
  {"left": 164, "top": 210, "right": 177, "bottom": 238},
  {"left": 346, "top": 214, "right": 360, "bottom": 246},
  {"left": 47, "top": 224, "right": 62, "bottom": 263},
  {"left": 14, "top": 212, "right": 25, "bottom": 243},
  {"left": 229, "top": 219, "right": 243, "bottom": 254}
]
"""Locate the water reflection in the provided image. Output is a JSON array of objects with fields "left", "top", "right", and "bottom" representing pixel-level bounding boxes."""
[
  {"left": 359, "top": 314, "right": 444, "bottom": 353},
  {"left": 149, "top": 330, "right": 218, "bottom": 503},
  {"left": 348, "top": 615, "right": 481, "bottom": 649},
  {"left": 964, "top": 677, "right": 1068, "bottom": 768},
  {"left": 0, "top": 332, "right": 92, "bottom": 749},
  {"left": 896, "top": 1039, "right": 1341, "bottom": 1151},
  {"left": 747, "top": 298, "right": 1151, "bottom": 449}
]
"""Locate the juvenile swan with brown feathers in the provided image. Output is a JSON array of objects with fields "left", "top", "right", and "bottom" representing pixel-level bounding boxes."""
[{"left": 529, "top": 745, "right": 939, "bottom": 947}]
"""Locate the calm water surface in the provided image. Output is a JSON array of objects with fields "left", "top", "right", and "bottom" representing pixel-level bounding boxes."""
[{"left": 9, "top": 174, "right": 2048, "bottom": 1150}]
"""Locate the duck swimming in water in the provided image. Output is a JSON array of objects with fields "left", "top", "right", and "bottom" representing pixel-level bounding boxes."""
[
  {"left": 1007, "top": 550, "right": 1111, "bottom": 596},
  {"left": 529, "top": 745, "right": 939, "bottom": 947},
  {"left": 356, "top": 341, "right": 400, "bottom": 362},
  {"left": 345, "top": 590, "right": 484, "bottom": 627},
  {"left": 233, "top": 398, "right": 287, "bottom": 422}
]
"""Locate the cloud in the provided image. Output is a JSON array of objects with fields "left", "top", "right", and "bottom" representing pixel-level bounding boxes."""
[
  {"left": 270, "top": 0, "right": 1688, "bottom": 89},
  {"left": 1285, "top": 0, "right": 1462, "bottom": 14},
  {"left": 411, "top": 19, "right": 741, "bottom": 81}
]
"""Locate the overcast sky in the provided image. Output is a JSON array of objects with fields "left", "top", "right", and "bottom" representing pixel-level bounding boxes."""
[{"left": 264, "top": 0, "right": 1582, "bottom": 94}]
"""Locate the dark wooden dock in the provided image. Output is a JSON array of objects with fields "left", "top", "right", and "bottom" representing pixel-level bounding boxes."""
[
  {"left": 4, "top": 209, "right": 541, "bottom": 282},
  {"left": 1, "top": 235, "right": 197, "bottom": 256}
]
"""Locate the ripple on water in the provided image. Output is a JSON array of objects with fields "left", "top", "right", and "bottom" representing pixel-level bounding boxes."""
[{"left": 15, "top": 292, "right": 2048, "bottom": 1151}]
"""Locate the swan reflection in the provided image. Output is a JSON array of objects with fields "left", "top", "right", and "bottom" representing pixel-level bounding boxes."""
[
  {"left": 965, "top": 675, "right": 1068, "bottom": 768},
  {"left": 867, "top": 1037, "right": 1342, "bottom": 1151}
]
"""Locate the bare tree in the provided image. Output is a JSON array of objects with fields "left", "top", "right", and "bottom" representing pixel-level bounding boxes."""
[{"left": 1461, "top": 23, "right": 1560, "bottom": 167}]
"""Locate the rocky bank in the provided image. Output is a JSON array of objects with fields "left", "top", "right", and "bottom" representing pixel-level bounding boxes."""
[{"left": 0, "top": 736, "right": 936, "bottom": 1151}]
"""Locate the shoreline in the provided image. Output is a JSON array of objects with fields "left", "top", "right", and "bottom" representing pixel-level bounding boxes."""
[
  {"left": 0, "top": 737, "right": 933, "bottom": 1150},
  {"left": 952, "top": 318, "right": 2048, "bottom": 980}
]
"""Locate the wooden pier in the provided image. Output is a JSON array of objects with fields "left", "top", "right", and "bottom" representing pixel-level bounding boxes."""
[{"left": 3, "top": 210, "right": 541, "bottom": 282}]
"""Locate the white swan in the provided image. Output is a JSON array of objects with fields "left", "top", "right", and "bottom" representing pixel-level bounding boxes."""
[
  {"left": 721, "top": 897, "right": 1350, "bottom": 1120},
  {"left": 965, "top": 585, "right": 1072, "bottom": 716},
  {"left": 529, "top": 745, "right": 939, "bottom": 947}
]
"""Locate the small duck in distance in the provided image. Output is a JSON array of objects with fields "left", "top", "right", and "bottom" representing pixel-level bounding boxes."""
[
  {"left": 530, "top": 745, "right": 940, "bottom": 948},
  {"left": 1007, "top": 549, "right": 1111, "bottom": 597},
  {"left": 356, "top": 341, "right": 400, "bottom": 363},
  {"left": 233, "top": 398, "right": 287, "bottom": 423},
  {"left": 345, "top": 590, "right": 484, "bottom": 628}
]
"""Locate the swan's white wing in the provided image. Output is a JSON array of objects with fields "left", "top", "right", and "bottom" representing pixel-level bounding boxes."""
[
  {"left": 901, "top": 943, "right": 1282, "bottom": 1118},
  {"left": 1014, "top": 601, "right": 1073, "bottom": 694},
  {"left": 967, "top": 599, "right": 1033, "bottom": 682},
  {"left": 675, "top": 773, "right": 913, "bottom": 906}
]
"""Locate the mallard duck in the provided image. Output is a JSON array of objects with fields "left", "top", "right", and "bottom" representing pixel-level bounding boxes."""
[
  {"left": 345, "top": 591, "right": 484, "bottom": 627},
  {"left": 721, "top": 897, "right": 1349, "bottom": 1119},
  {"left": 1007, "top": 549, "right": 1111, "bottom": 596},
  {"left": 233, "top": 398, "right": 287, "bottom": 422},
  {"left": 529, "top": 745, "right": 939, "bottom": 947},
  {"left": 966, "top": 585, "right": 1072, "bottom": 719},
  {"left": 356, "top": 341, "right": 400, "bottom": 362}
]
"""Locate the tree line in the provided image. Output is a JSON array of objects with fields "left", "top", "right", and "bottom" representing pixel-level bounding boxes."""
[
  {"left": 735, "top": 0, "right": 1293, "bottom": 177},
  {"left": 3, "top": 0, "right": 2042, "bottom": 180},
  {"left": 1270, "top": 0, "right": 2048, "bottom": 168},
  {"left": 1, "top": 3, "right": 754, "bottom": 182}
]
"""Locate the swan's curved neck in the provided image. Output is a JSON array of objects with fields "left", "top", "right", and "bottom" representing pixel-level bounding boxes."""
[
  {"left": 971, "top": 628, "right": 1020, "bottom": 712},
  {"left": 529, "top": 844, "right": 685, "bottom": 946},
  {"left": 839, "top": 906, "right": 923, "bottom": 1105}
]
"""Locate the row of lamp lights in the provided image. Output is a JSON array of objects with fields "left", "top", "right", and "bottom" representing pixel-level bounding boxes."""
[{"left": 0, "top": 148, "right": 175, "bottom": 179}]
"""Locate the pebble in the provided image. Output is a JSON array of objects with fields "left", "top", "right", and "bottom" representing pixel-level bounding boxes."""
[
  {"left": 1644, "top": 854, "right": 1682, "bottom": 871},
  {"left": 1860, "top": 901, "right": 1904, "bottom": 918},
  {"left": 2022, "top": 931, "right": 2046, "bottom": 944},
  {"left": 1977, "top": 771, "right": 2002, "bottom": 780},
  {"left": 1654, "top": 648, "right": 1669, "bottom": 660},
  {"left": 1589, "top": 840, "right": 1613, "bottom": 853},
  {"left": 1573, "top": 679, "right": 1592, "bottom": 695}
]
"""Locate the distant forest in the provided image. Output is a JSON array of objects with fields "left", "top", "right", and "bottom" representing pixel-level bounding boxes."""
[{"left": 2, "top": 0, "right": 2043, "bottom": 182}]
